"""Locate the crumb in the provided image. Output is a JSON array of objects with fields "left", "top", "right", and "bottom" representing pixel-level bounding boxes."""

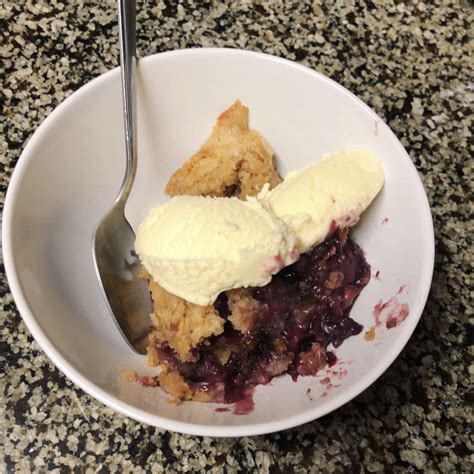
[
  {"left": 227, "top": 287, "right": 260, "bottom": 332},
  {"left": 122, "top": 370, "right": 138, "bottom": 382},
  {"left": 124, "top": 370, "right": 159, "bottom": 388},
  {"left": 364, "top": 327, "right": 376, "bottom": 341},
  {"left": 294, "top": 343, "right": 327, "bottom": 377}
]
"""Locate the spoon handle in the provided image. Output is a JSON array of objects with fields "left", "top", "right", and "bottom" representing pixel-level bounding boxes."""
[{"left": 117, "top": 0, "right": 137, "bottom": 204}]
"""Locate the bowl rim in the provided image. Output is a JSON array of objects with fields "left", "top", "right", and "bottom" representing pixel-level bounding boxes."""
[{"left": 2, "top": 47, "right": 435, "bottom": 437}]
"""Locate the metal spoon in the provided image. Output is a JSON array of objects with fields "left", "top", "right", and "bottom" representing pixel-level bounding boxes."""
[{"left": 92, "top": 0, "right": 151, "bottom": 354}]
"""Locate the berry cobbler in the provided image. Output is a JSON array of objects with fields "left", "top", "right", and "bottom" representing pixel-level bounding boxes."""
[{"left": 133, "top": 101, "right": 383, "bottom": 404}]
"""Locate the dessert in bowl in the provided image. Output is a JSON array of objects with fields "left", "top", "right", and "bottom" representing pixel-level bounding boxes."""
[
  {"left": 2, "top": 49, "right": 434, "bottom": 436},
  {"left": 132, "top": 101, "right": 384, "bottom": 406}
]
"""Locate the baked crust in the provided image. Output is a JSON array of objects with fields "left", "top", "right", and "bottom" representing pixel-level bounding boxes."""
[
  {"left": 165, "top": 100, "right": 281, "bottom": 198},
  {"left": 141, "top": 268, "right": 225, "bottom": 362}
]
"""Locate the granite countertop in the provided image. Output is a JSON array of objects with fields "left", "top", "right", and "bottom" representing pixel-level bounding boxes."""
[{"left": 1, "top": 1, "right": 472, "bottom": 472}]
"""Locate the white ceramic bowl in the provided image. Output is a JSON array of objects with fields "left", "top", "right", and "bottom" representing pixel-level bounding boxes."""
[{"left": 3, "top": 49, "right": 434, "bottom": 437}]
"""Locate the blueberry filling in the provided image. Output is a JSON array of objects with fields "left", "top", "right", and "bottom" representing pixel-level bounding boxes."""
[{"left": 155, "top": 228, "right": 370, "bottom": 403}]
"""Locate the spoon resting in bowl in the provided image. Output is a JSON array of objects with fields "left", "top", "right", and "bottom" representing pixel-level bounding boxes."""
[{"left": 92, "top": 0, "right": 151, "bottom": 354}]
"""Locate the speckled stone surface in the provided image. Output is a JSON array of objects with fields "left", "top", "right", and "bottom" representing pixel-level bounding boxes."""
[{"left": 1, "top": 0, "right": 472, "bottom": 472}]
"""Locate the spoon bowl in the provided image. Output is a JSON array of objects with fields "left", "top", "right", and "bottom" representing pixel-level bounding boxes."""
[{"left": 93, "top": 201, "right": 151, "bottom": 354}]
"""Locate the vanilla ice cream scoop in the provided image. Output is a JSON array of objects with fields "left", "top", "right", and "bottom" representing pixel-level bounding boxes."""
[
  {"left": 261, "top": 149, "right": 384, "bottom": 252},
  {"left": 135, "top": 196, "right": 299, "bottom": 306}
]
